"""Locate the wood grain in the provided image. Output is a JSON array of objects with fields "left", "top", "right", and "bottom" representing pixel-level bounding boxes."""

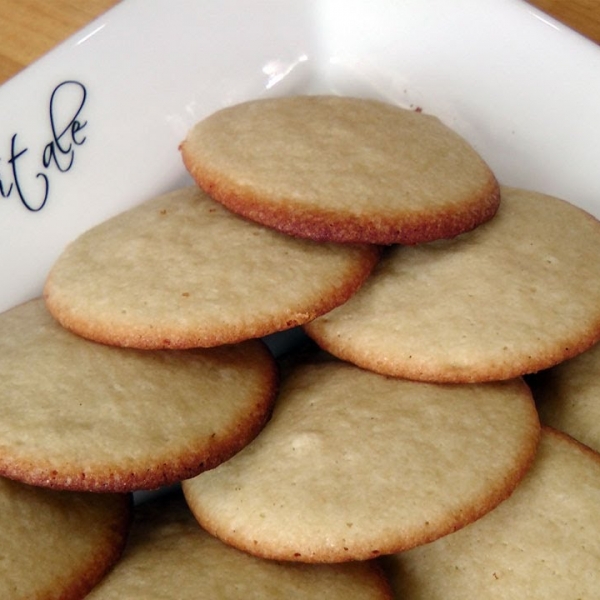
[
  {"left": 527, "top": 0, "right": 600, "bottom": 43},
  {"left": 0, "top": 0, "right": 120, "bottom": 83}
]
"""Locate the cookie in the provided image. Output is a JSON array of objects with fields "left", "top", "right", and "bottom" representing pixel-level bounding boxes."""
[
  {"left": 43, "top": 186, "right": 379, "bottom": 349},
  {"left": 529, "top": 341, "right": 600, "bottom": 453},
  {"left": 382, "top": 427, "right": 600, "bottom": 599},
  {"left": 0, "top": 298, "right": 277, "bottom": 492},
  {"left": 86, "top": 490, "right": 393, "bottom": 599},
  {"left": 0, "top": 476, "right": 131, "bottom": 599},
  {"left": 304, "top": 186, "right": 600, "bottom": 383},
  {"left": 180, "top": 95, "right": 500, "bottom": 244},
  {"left": 182, "top": 358, "right": 539, "bottom": 563}
]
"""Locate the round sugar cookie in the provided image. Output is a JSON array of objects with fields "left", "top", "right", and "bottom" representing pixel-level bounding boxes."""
[
  {"left": 180, "top": 95, "right": 500, "bottom": 244},
  {"left": 304, "top": 187, "right": 600, "bottom": 383},
  {"left": 43, "top": 186, "right": 379, "bottom": 350},
  {"left": 86, "top": 491, "right": 393, "bottom": 599},
  {"left": 382, "top": 428, "right": 600, "bottom": 599},
  {"left": 0, "top": 298, "right": 277, "bottom": 492},
  {"left": 182, "top": 358, "right": 540, "bottom": 563},
  {"left": 530, "top": 341, "right": 600, "bottom": 453},
  {"left": 0, "top": 476, "right": 131, "bottom": 600}
]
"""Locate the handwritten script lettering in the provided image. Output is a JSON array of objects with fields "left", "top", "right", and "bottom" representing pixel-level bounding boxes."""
[{"left": 0, "top": 80, "right": 88, "bottom": 212}]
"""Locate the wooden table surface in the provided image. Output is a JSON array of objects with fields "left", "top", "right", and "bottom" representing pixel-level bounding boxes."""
[{"left": 0, "top": 0, "right": 598, "bottom": 85}]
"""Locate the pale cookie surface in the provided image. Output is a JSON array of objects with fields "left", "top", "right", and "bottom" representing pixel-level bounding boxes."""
[
  {"left": 382, "top": 428, "right": 600, "bottom": 599},
  {"left": 0, "top": 299, "right": 277, "bottom": 492},
  {"left": 180, "top": 95, "right": 500, "bottom": 244},
  {"left": 0, "top": 476, "right": 131, "bottom": 600},
  {"left": 44, "top": 186, "right": 379, "bottom": 349},
  {"left": 87, "top": 491, "right": 393, "bottom": 599},
  {"left": 530, "top": 341, "right": 600, "bottom": 453},
  {"left": 304, "top": 187, "right": 600, "bottom": 383},
  {"left": 183, "top": 359, "right": 539, "bottom": 563}
]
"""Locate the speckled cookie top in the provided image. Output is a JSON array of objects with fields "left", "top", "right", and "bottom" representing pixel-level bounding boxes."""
[
  {"left": 181, "top": 95, "right": 500, "bottom": 244},
  {"left": 305, "top": 187, "right": 600, "bottom": 382},
  {"left": 183, "top": 359, "right": 539, "bottom": 562},
  {"left": 44, "top": 186, "right": 379, "bottom": 349},
  {"left": 0, "top": 298, "right": 277, "bottom": 492}
]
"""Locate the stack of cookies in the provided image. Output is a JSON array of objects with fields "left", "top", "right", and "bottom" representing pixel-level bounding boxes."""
[{"left": 1, "top": 95, "right": 599, "bottom": 598}]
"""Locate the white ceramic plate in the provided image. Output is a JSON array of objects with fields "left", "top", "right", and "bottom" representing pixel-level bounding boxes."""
[{"left": 1, "top": 0, "right": 599, "bottom": 316}]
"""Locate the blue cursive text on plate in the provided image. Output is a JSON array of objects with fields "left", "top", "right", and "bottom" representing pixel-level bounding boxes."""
[{"left": 0, "top": 80, "right": 88, "bottom": 212}]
